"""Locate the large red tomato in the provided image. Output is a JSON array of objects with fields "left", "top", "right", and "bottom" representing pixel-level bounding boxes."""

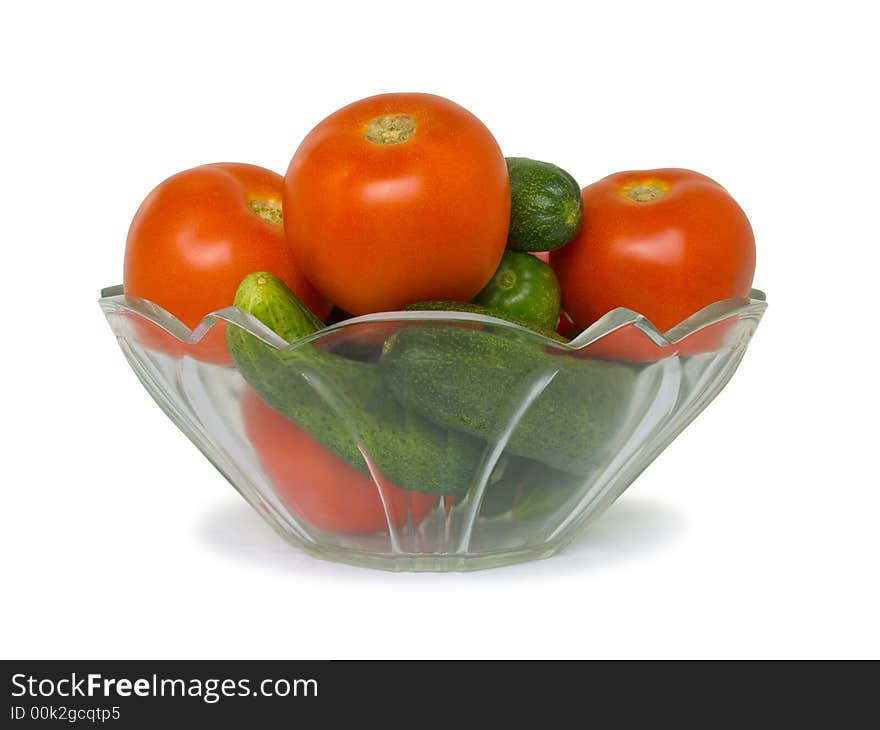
[
  {"left": 283, "top": 93, "right": 510, "bottom": 315},
  {"left": 124, "top": 163, "right": 330, "bottom": 363},
  {"left": 551, "top": 169, "right": 755, "bottom": 354},
  {"left": 241, "top": 388, "right": 436, "bottom": 534}
]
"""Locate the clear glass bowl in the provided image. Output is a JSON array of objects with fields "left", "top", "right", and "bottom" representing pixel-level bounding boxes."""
[{"left": 99, "top": 285, "right": 766, "bottom": 571}]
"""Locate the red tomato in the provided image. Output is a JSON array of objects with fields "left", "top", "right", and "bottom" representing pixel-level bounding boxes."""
[
  {"left": 241, "top": 388, "right": 437, "bottom": 534},
  {"left": 556, "top": 308, "right": 578, "bottom": 337},
  {"left": 283, "top": 93, "right": 510, "bottom": 315},
  {"left": 530, "top": 251, "right": 551, "bottom": 264},
  {"left": 124, "top": 163, "right": 330, "bottom": 363},
  {"left": 551, "top": 168, "right": 755, "bottom": 356}
]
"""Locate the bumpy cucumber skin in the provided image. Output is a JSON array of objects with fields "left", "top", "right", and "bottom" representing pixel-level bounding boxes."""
[
  {"left": 405, "top": 300, "right": 567, "bottom": 343},
  {"left": 506, "top": 157, "right": 583, "bottom": 252},
  {"left": 227, "top": 274, "right": 482, "bottom": 496},
  {"left": 380, "top": 326, "right": 635, "bottom": 475},
  {"left": 233, "top": 272, "right": 325, "bottom": 341}
]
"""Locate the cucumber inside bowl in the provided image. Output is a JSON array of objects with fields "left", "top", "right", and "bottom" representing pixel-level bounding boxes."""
[{"left": 100, "top": 275, "right": 766, "bottom": 571}]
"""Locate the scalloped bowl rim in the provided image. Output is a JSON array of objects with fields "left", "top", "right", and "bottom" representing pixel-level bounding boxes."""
[{"left": 98, "top": 285, "right": 767, "bottom": 353}]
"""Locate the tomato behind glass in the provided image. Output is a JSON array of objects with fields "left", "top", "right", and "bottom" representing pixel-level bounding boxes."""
[{"left": 241, "top": 388, "right": 436, "bottom": 534}]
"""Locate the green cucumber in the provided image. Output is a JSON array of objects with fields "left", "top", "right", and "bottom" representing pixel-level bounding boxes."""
[
  {"left": 473, "top": 251, "right": 561, "bottom": 330},
  {"left": 506, "top": 157, "right": 583, "bottom": 252},
  {"left": 477, "top": 456, "right": 582, "bottom": 519},
  {"left": 511, "top": 464, "right": 584, "bottom": 521},
  {"left": 380, "top": 325, "right": 635, "bottom": 475},
  {"left": 405, "top": 300, "right": 567, "bottom": 343},
  {"left": 227, "top": 273, "right": 483, "bottom": 495}
]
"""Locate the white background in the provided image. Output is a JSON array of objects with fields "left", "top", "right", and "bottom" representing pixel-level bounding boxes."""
[{"left": 2, "top": 1, "right": 878, "bottom": 659}]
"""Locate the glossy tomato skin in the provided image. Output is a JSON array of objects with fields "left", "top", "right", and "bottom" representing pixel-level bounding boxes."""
[
  {"left": 283, "top": 93, "right": 510, "bottom": 315},
  {"left": 551, "top": 169, "right": 755, "bottom": 337},
  {"left": 124, "top": 163, "right": 330, "bottom": 363},
  {"left": 241, "top": 388, "right": 436, "bottom": 534}
]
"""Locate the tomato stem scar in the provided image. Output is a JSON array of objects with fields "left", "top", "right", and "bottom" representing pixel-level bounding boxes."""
[
  {"left": 621, "top": 181, "right": 669, "bottom": 203},
  {"left": 364, "top": 113, "right": 416, "bottom": 145},
  {"left": 249, "top": 199, "right": 283, "bottom": 225}
]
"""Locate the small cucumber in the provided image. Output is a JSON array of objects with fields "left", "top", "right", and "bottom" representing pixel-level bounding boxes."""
[
  {"left": 506, "top": 157, "right": 583, "bottom": 252},
  {"left": 405, "top": 299, "right": 567, "bottom": 343},
  {"left": 473, "top": 251, "right": 561, "bottom": 330},
  {"left": 227, "top": 273, "right": 483, "bottom": 495}
]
